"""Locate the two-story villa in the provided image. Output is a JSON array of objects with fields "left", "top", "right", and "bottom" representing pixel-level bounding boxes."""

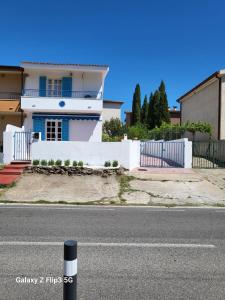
[{"left": 21, "top": 61, "right": 109, "bottom": 142}]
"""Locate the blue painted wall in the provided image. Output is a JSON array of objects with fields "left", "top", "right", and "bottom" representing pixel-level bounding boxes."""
[{"left": 33, "top": 118, "right": 45, "bottom": 140}]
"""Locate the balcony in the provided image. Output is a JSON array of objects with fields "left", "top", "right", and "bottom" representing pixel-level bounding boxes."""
[
  {"left": 23, "top": 89, "right": 102, "bottom": 99},
  {"left": 0, "top": 91, "right": 21, "bottom": 100},
  {"left": 21, "top": 89, "right": 103, "bottom": 113}
]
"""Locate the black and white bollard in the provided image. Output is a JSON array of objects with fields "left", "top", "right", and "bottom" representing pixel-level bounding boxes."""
[{"left": 63, "top": 240, "right": 77, "bottom": 300}]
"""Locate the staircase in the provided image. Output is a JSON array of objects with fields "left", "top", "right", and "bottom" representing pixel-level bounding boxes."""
[{"left": 0, "top": 161, "right": 31, "bottom": 186}]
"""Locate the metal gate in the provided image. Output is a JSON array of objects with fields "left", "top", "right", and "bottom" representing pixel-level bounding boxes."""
[
  {"left": 13, "top": 132, "right": 32, "bottom": 161},
  {"left": 192, "top": 141, "right": 225, "bottom": 168},
  {"left": 140, "top": 141, "right": 185, "bottom": 168}
]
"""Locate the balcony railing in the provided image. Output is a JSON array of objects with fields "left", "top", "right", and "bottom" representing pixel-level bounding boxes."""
[
  {"left": 0, "top": 91, "right": 21, "bottom": 100},
  {"left": 23, "top": 89, "right": 102, "bottom": 99}
]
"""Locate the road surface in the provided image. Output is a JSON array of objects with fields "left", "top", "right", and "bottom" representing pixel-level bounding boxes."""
[{"left": 0, "top": 205, "right": 225, "bottom": 299}]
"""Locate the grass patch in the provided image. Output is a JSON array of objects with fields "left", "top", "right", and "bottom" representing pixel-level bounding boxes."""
[
  {"left": 0, "top": 182, "right": 16, "bottom": 189},
  {"left": 0, "top": 199, "right": 102, "bottom": 205},
  {"left": 212, "top": 203, "right": 225, "bottom": 207},
  {"left": 118, "top": 175, "right": 135, "bottom": 202}
]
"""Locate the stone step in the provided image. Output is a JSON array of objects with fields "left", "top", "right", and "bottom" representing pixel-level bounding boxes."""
[
  {"left": 5, "top": 164, "right": 29, "bottom": 169},
  {"left": 11, "top": 161, "right": 31, "bottom": 165},
  {"left": 0, "top": 175, "right": 19, "bottom": 185},
  {"left": 0, "top": 169, "right": 23, "bottom": 175}
]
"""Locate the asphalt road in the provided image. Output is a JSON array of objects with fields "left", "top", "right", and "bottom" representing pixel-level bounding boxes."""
[{"left": 1, "top": 205, "right": 225, "bottom": 300}]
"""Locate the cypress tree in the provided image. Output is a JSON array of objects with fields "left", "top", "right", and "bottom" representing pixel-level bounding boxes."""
[
  {"left": 141, "top": 95, "right": 148, "bottom": 124},
  {"left": 147, "top": 92, "right": 154, "bottom": 128},
  {"left": 158, "top": 80, "right": 170, "bottom": 125},
  {"left": 148, "top": 91, "right": 160, "bottom": 129},
  {"left": 132, "top": 84, "right": 141, "bottom": 125}
]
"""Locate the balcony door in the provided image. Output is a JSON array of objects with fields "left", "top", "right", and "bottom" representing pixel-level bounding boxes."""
[{"left": 47, "top": 79, "right": 62, "bottom": 97}]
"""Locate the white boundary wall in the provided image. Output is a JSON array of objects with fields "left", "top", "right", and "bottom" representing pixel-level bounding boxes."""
[{"left": 31, "top": 140, "right": 140, "bottom": 170}]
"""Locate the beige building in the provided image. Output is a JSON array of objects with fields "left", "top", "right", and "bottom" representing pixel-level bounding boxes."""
[
  {"left": 102, "top": 100, "right": 123, "bottom": 122},
  {"left": 0, "top": 65, "right": 24, "bottom": 150},
  {"left": 124, "top": 108, "right": 180, "bottom": 126},
  {"left": 177, "top": 70, "right": 225, "bottom": 140}
]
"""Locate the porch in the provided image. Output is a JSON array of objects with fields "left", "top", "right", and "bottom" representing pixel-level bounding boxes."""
[{"left": 24, "top": 113, "right": 102, "bottom": 142}]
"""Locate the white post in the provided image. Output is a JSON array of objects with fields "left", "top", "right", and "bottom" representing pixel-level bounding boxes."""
[
  {"left": 183, "top": 138, "right": 192, "bottom": 168},
  {"left": 3, "top": 131, "right": 14, "bottom": 164}
]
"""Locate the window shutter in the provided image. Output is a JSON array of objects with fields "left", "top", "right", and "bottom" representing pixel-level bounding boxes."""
[
  {"left": 62, "top": 119, "right": 69, "bottom": 141},
  {"left": 39, "top": 76, "right": 47, "bottom": 96},
  {"left": 33, "top": 118, "right": 45, "bottom": 140},
  {"left": 62, "top": 77, "right": 72, "bottom": 97}
]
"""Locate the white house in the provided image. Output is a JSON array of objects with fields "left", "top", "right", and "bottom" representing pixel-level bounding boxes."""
[
  {"left": 3, "top": 61, "right": 144, "bottom": 170},
  {"left": 21, "top": 61, "right": 109, "bottom": 142}
]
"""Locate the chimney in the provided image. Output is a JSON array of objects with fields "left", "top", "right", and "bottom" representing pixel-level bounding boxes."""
[{"left": 173, "top": 106, "right": 177, "bottom": 111}]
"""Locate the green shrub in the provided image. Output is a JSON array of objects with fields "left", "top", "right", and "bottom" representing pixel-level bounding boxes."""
[
  {"left": 48, "top": 159, "right": 55, "bottom": 166},
  {"left": 112, "top": 160, "right": 118, "bottom": 167},
  {"left": 102, "top": 133, "right": 121, "bottom": 142},
  {"left": 104, "top": 161, "right": 111, "bottom": 167},
  {"left": 78, "top": 161, "right": 83, "bottom": 167},
  {"left": 40, "top": 159, "right": 47, "bottom": 166},
  {"left": 55, "top": 159, "right": 62, "bottom": 166},
  {"left": 73, "top": 161, "right": 78, "bottom": 167},
  {"left": 33, "top": 159, "right": 40, "bottom": 166},
  {"left": 103, "top": 118, "right": 125, "bottom": 137},
  {"left": 64, "top": 159, "right": 70, "bottom": 167},
  {"left": 127, "top": 124, "right": 149, "bottom": 140}
]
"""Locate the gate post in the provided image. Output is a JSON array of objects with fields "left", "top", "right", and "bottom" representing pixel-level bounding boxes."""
[
  {"left": 161, "top": 142, "right": 164, "bottom": 168},
  {"left": 212, "top": 142, "right": 215, "bottom": 169}
]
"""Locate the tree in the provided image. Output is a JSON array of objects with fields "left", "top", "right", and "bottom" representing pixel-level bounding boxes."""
[
  {"left": 158, "top": 80, "right": 170, "bottom": 126},
  {"left": 103, "top": 118, "right": 124, "bottom": 137},
  {"left": 147, "top": 91, "right": 160, "bottom": 129},
  {"left": 141, "top": 95, "right": 148, "bottom": 124},
  {"left": 132, "top": 84, "right": 141, "bottom": 125}
]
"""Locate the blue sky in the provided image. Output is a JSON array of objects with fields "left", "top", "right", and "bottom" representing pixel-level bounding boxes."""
[{"left": 1, "top": 0, "right": 225, "bottom": 120}]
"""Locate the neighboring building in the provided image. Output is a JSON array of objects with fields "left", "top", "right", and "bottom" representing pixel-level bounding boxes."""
[
  {"left": 102, "top": 100, "right": 123, "bottom": 122},
  {"left": 177, "top": 70, "right": 225, "bottom": 140},
  {"left": 168, "top": 106, "right": 181, "bottom": 125},
  {"left": 21, "top": 61, "right": 110, "bottom": 142},
  {"left": 0, "top": 65, "right": 24, "bottom": 150},
  {"left": 124, "top": 111, "right": 132, "bottom": 127},
  {"left": 124, "top": 107, "right": 180, "bottom": 126}
]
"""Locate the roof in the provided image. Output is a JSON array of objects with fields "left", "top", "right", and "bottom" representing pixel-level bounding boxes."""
[
  {"left": 103, "top": 99, "right": 124, "bottom": 105},
  {"left": 0, "top": 100, "right": 20, "bottom": 112},
  {"left": 177, "top": 70, "right": 225, "bottom": 103},
  {"left": 0, "top": 65, "right": 23, "bottom": 72},
  {"left": 125, "top": 110, "right": 180, "bottom": 115},
  {"left": 21, "top": 61, "right": 109, "bottom": 68},
  {"left": 169, "top": 110, "right": 181, "bottom": 117}
]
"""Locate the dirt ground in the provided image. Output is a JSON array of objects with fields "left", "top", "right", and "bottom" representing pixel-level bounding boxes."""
[
  {"left": 0, "top": 174, "right": 120, "bottom": 204},
  {"left": 1, "top": 168, "right": 225, "bottom": 206}
]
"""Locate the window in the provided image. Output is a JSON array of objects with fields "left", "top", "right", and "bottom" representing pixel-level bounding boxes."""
[
  {"left": 46, "top": 120, "right": 62, "bottom": 141},
  {"left": 47, "top": 79, "right": 62, "bottom": 97}
]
